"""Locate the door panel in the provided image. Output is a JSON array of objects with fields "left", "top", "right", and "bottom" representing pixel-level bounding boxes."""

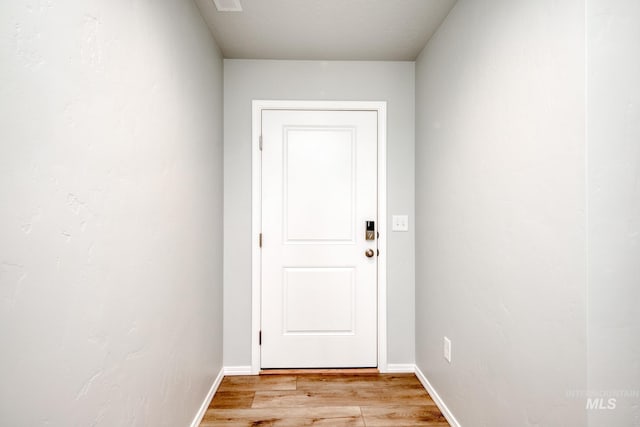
[
  {"left": 283, "top": 267, "right": 355, "bottom": 334},
  {"left": 284, "top": 128, "right": 355, "bottom": 242},
  {"left": 261, "top": 109, "right": 377, "bottom": 369}
]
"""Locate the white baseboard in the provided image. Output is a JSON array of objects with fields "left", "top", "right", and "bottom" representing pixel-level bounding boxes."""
[
  {"left": 223, "top": 365, "right": 253, "bottom": 376},
  {"left": 190, "top": 367, "right": 224, "bottom": 427},
  {"left": 414, "top": 365, "right": 461, "bottom": 427},
  {"left": 386, "top": 363, "right": 416, "bottom": 373}
]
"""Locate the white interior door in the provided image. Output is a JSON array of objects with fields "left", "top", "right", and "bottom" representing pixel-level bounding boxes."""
[{"left": 261, "top": 109, "right": 378, "bottom": 368}]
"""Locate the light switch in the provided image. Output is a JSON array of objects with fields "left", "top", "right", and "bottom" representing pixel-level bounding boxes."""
[{"left": 392, "top": 215, "right": 409, "bottom": 232}]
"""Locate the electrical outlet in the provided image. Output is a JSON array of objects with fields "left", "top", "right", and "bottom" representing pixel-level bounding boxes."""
[{"left": 444, "top": 337, "right": 451, "bottom": 363}]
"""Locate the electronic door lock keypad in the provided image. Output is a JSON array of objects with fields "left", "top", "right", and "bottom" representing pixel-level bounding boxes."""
[{"left": 366, "top": 221, "right": 375, "bottom": 241}]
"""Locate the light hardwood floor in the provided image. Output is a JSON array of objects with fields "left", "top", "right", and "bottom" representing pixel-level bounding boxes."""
[{"left": 200, "top": 372, "right": 450, "bottom": 426}]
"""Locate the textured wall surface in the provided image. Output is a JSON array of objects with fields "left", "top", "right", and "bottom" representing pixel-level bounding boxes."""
[
  {"left": 223, "top": 60, "right": 415, "bottom": 367},
  {"left": 0, "top": 1, "right": 223, "bottom": 425},
  {"left": 415, "top": 0, "right": 587, "bottom": 425},
  {"left": 587, "top": 0, "right": 640, "bottom": 425}
]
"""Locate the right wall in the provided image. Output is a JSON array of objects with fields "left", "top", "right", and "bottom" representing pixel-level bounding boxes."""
[
  {"left": 415, "top": 0, "right": 587, "bottom": 425},
  {"left": 587, "top": 1, "right": 640, "bottom": 426}
]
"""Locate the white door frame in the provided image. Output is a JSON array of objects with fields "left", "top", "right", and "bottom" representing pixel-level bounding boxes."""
[{"left": 251, "top": 100, "right": 387, "bottom": 374}]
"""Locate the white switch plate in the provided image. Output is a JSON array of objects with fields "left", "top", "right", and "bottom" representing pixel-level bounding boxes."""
[
  {"left": 444, "top": 337, "right": 451, "bottom": 363},
  {"left": 392, "top": 215, "right": 409, "bottom": 231}
]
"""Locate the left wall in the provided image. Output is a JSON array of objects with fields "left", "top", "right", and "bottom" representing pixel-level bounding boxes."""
[{"left": 0, "top": 1, "right": 223, "bottom": 425}]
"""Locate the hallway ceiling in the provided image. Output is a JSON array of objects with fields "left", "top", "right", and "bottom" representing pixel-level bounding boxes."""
[{"left": 195, "top": 0, "right": 457, "bottom": 61}]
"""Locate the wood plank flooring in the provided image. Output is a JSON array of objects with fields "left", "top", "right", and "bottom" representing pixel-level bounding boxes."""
[{"left": 200, "top": 373, "right": 450, "bottom": 426}]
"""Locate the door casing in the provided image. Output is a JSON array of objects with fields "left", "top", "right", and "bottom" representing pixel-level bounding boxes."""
[{"left": 251, "top": 100, "right": 387, "bottom": 374}]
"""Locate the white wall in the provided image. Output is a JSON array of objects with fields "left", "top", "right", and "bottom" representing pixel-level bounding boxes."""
[
  {"left": 587, "top": 0, "right": 640, "bottom": 425},
  {"left": 415, "top": 1, "right": 587, "bottom": 425},
  {"left": 0, "top": 1, "right": 223, "bottom": 426},
  {"left": 223, "top": 60, "right": 415, "bottom": 367}
]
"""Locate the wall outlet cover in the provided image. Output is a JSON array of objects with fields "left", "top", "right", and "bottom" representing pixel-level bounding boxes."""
[{"left": 444, "top": 336, "right": 451, "bottom": 363}]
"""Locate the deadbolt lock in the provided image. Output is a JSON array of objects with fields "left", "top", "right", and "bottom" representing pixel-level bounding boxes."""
[{"left": 366, "top": 220, "right": 375, "bottom": 241}]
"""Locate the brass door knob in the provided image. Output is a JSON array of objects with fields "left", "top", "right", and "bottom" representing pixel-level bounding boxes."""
[{"left": 365, "top": 249, "right": 375, "bottom": 258}]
